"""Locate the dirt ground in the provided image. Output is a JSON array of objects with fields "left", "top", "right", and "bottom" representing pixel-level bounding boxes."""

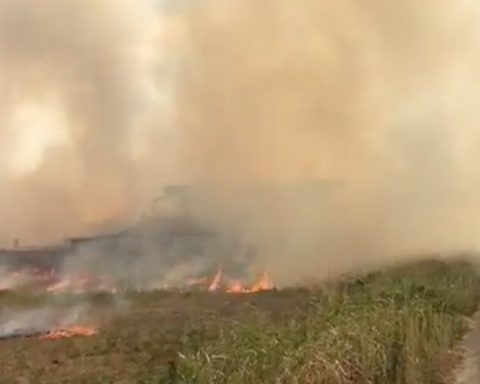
[
  {"left": 455, "top": 312, "right": 480, "bottom": 384},
  {"left": 0, "top": 290, "right": 310, "bottom": 383}
]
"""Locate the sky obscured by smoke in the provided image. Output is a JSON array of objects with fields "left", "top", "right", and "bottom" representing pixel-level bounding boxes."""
[{"left": 1, "top": 0, "right": 480, "bottom": 284}]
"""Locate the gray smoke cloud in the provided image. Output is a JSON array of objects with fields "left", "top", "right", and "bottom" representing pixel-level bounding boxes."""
[{"left": 1, "top": 0, "right": 480, "bottom": 286}]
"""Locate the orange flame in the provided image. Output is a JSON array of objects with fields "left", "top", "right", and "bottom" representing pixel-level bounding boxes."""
[
  {"left": 187, "top": 269, "right": 275, "bottom": 294},
  {"left": 249, "top": 271, "right": 274, "bottom": 293},
  {"left": 40, "top": 325, "right": 97, "bottom": 340},
  {"left": 215, "top": 270, "right": 274, "bottom": 294},
  {"left": 226, "top": 280, "right": 247, "bottom": 293}
]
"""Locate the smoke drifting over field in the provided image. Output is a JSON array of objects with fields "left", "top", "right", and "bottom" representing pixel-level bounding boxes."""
[
  {"left": 1, "top": 0, "right": 480, "bottom": 285},
  {"left": 0, "top": 0, "right": 164, "bottom": 243}
]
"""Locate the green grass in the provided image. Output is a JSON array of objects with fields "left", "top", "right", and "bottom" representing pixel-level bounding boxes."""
[{"left": 173, "top": 259, "right": 480, "bottom": 384}]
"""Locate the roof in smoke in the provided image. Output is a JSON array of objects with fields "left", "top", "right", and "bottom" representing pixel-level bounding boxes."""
[{"left": 162, "top": 179, "right": 345, "bottom": 198}]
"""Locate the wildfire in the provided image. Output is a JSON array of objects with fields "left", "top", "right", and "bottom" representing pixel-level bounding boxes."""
[
  {"left": 226, "top": 280, "right": 246, "bottom": 293},
  {"left": 249, "top": 271, "right": 274, "bottom": 292},
  {"left": 39, "top": 325, "right": 97, "bottom": 340},
  {"left": 0, "top": 266, "right": 273, "bottom": 294},
  {"left": 46, "top": 273, "right": 117, "bottom": 294},
  {"left": 191, "top": 268, "right": 275, "bottom": 294}
]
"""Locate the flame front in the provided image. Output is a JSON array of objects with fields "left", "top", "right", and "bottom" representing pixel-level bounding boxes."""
[
  {"left": 226, "top": 280, "right": 246, "bottom": 293},
  {"left": 0, "top": 267, "right": 273, "bottom": 295},
  {"left": 40, "top": 325, "right": 97, "bottom": 340},
  {"left": 195, "top": 269, "right": 275, "bottom": 294},
  {"left": 249, "top": 271, "right": 274, "bottom": 293}
]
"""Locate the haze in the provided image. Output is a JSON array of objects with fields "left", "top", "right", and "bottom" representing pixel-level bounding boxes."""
[{"left": 1, "top": 0, "right": 480, "bottom": 285}]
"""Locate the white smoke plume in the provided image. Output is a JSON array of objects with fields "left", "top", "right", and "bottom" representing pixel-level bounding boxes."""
[{"left": 1, "top": 1, "right": 480, "bottom": 285}]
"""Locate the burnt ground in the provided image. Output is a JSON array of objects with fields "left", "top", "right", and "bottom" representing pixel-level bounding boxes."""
[{"left": 0, "top": 290, "right": 311, "bottom": 384}]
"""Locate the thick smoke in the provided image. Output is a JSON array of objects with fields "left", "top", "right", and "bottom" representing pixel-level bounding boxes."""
[
  {"left": 0, "top": 305, "right": 91, "bottom": 338},
  {"left": 0, "top": 0, "right": 163, "bottom": 244},
  {"left": 172, "top": 0, "right": 480, "bottom": 284},
  {"left": 1, "top": 1, "right": 480, "bottom": 285}
]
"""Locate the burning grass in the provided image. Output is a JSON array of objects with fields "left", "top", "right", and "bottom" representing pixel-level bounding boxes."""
[
  {"left": 39, "top": 325, "right": 97, "bottom": 340},
  {"left": 0, "top": 258, "right": 477, "bottom": 383},
  {"left": 0, "top": 265, "right": 275, "bottom": 295}
]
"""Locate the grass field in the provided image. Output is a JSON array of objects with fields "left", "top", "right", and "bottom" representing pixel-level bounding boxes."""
[{"left": 0, "top": 258, "right": 478, "bottom": 384}]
